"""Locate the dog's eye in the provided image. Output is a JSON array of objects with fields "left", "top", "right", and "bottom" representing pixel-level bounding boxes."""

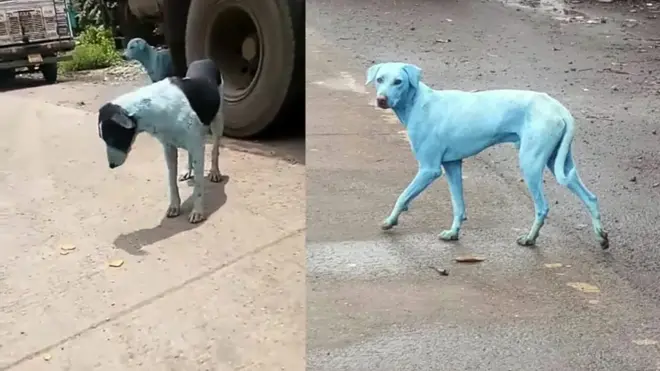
[
  {"left": 376, "top": 77, "right": 383, "bottom": 84},
  {"left": 393, "top": 79, "right": 402, "bottom": 85}
]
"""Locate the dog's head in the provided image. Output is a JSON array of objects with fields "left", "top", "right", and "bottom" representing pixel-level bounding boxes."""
[
  {"left": 123, "top": 38, "right": 149, "bottom": 61},
  {"left": 365, "top": 62, "right": 422, "bottom": 109},
  {"left": 97, "top": 103, "right": 138, "bottom": 169}
]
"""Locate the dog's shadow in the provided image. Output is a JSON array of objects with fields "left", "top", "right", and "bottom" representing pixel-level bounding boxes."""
[{"left": 113, "top": 176, "right": 229, "bottom": 255}]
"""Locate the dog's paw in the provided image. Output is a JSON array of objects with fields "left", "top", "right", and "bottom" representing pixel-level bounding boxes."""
[
  {"left": 166, "top": 205, "right": 181, "bottom": 218},
  {"left": 439, "top": 229, "right": 459, "bottom": 241},
  {"left": 516, "top": 235, "right": 536, "bottom": 247},
  {"left": 208, "top": 170, "right": 223, "bottom": 183},
  {"left": 188, "top": 210, "right": 206, "bottom": 224},
  {"left": 598, "top": 229, "right": 609, "bottom": 250},
  {"left": 179, "top": 171, "right": 193, "bottom": 181},
  {"left": 381, "top": 219, "right": 398, "bottom": 230}
]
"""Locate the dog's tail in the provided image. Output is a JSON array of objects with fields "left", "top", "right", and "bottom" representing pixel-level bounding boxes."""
[{"left": 553, "top": 110, "right": 577, "bottom": 186}]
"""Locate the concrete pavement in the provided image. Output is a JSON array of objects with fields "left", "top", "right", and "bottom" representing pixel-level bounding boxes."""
[
  {"left": 306, "top": 0, "right": 660, "bottom": 369},
  {"left": 0, "top": 78, "right": 304, "bottom": 370}
]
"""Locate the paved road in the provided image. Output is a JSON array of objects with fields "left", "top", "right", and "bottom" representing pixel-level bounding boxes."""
[
  {"left": 306, "top": 0, "right": 660, "bottom": 370},
  {"left": 0, "top": 75, "right": 304, "bottom": 370}
]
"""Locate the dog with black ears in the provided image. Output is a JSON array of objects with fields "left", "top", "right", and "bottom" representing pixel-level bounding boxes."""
[{"left": 97, "top": 59, "right": 224, "bottom": 223}]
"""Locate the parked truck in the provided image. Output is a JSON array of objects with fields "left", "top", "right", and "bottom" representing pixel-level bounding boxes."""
[
  {"left": 0, "top": 0, "right": 75, "bottom": 84},
  {"left": 116, "top": 0, "right": 304, "bottom": 138}
]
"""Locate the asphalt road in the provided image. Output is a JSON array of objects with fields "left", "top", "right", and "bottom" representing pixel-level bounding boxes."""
[{"left": 306, "top": 0, "right": 660, "bottom": 370}]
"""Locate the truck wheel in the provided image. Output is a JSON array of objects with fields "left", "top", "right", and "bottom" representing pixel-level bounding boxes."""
[
  {"left": 185, "top": 0, "right": 298, "bottom": 138},
  {"left": 0, "top": 69, "right": 15, "bottom": 84},
  {"left": 41, "top": 63, "right": 58, "bottom": 84}
]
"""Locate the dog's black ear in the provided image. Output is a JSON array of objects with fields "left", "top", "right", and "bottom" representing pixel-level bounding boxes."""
[
  {"left": 402, "top": 64, "right": 422, "bottom": 89},
  {"left": 98, "top": 103, "right": 136, "bottom": 130}
]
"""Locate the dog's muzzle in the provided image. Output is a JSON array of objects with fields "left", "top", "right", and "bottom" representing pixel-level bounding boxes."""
[
  {"left": 376, "top": 96, "right": 389, "bottom": 109},
  {"left": 121, "top": 54, "right": 129, "bottom": 61},
  {"left": 109, "top": 162, "right": 118, "bottom": 169}
]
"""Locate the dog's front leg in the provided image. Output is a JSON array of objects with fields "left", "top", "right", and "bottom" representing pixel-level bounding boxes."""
[
  {"left": 164, "top": 144, "right": 182, "bottom": 217},
  {"left": 439, "top": 160, "right": 467, "bottom": 241},
  {"left": 187, "top": 146, "right": 206, "bottom": 224},
  {"left": 381, "top": 168, "right": 442, "bottom": 230}
]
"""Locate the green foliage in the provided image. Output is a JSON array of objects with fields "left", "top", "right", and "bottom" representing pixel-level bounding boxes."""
[
  {"left": 73, "top": 0, "right": 117, "bottom": 32},
  {"left": 60, "top": 26, "right": 121, "bottom": 72}
]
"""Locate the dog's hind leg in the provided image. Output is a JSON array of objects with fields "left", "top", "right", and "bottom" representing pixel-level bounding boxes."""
[
  {"left": 381, "top": 168, "right": 442, "bottom": 230},
  {"left": 548, "top": 151, "right": 609, "bottom": 249},
  {"left": 187, "top": 146, "right": 206, "bottom": 224},
  {"left": 208, "top": 115, "right": 224, "bottom": 183},
  {"left": 178, "top": 153, "right": 194, "bottom": 181},
  {"left": 517, "top": 150, "right": 551, "bottom": 247},
  {"left": 439, "top": 160, "right": 467, "bottom": 241},
  {"left": 164, "top": 144, "right": 182, "bottom": 218}
]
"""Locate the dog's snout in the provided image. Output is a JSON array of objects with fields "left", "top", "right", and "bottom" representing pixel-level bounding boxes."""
[
  {"left": 121, "top": 54, "right": 128, "bottom": 61},
  {"left": 376, "top": 96, "right": 389, "bottom": 108},
  {"left": 109, "top": 163, "right": 117, "bottom": 169}
]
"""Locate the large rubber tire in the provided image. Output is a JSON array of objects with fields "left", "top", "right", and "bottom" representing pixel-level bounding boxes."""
[
  {"left": 185, "top": 0, "right": 301, "bottom": 138},
  {"left": 41, "top": 63, "right": 58, "bottom": 84}
]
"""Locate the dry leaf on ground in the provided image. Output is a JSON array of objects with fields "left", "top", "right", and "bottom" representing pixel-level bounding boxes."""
[
  {"left": 60, "top": 244, "right": 76, "bottom": 251},
  {"left": 454, "top": 256, "right": 485, "bottom": 263},
  {"left": 108, "top": 259, "right": 124, "bottom": 268},
  {"left": 567, "top": 282, "right": 600, "bottom": 293}
]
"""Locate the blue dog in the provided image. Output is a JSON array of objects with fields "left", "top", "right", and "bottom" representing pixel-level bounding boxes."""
[
  {"left": 366, "top": 62, "right": 608, "bottom": 249},
  {"left": 98, "top": 59, "right": 224, "bottom": 224},
  {"left": 123, "top": 38, "right": 174, "bottom": 83}
]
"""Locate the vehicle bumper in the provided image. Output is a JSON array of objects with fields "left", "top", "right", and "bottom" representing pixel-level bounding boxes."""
[{"left": 0, "top": 39, "right": 75, "bottom": 69}]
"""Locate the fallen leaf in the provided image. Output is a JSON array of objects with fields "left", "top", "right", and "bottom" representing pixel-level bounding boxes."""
[
  {"left": 567, "top": 282, "right": 600, "bottom": 293},
  {"left": 59, "top": 251, "right": 69, "bottom": 256},
  {"left": 60, "top": 244, "right": 76, "bottom": 251},
  {"left": 632, "top": 339, "right": 658, "bottom": 346},
  {"left": 454, "top": 256, "right": 485, "bottom": 263},
  {"left": 108, "top": 259, "right": 124, "bottom": 268},
  {"left": 544, "top": 263, "right": 563, "bottom": 268},
  {"left": 43, "top": 354, "right": 52, "bottom": 361}
]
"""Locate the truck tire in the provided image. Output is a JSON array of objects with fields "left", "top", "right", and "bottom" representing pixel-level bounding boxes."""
[
  {"left": 185, "top": 0, "right": 300, "bottom": 138},
  {"left": 41, "top": 63, "right": 58, "bottom": 84}
]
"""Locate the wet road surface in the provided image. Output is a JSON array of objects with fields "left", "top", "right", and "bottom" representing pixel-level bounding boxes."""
[{"left": 306, "top": 0, "right": 660, "bottom": 369}]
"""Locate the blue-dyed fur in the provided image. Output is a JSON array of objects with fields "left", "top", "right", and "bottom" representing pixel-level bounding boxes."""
[
  {"left": 123, "top": 38, "right": 174, "bottom": 83},
  {"left": 98, "top": 62, "right": 224, "bottom": 224},
  {"left": 366, "top": 62, "right": 608, "bottom": 249}
]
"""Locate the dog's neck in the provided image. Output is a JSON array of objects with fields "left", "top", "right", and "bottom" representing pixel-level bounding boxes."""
[{"left": 390, "top": 82, "right": 427, "bottom": 128}]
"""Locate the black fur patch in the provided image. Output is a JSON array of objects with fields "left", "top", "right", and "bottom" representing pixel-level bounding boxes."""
[
  {"left": 168, "top": 76, "right": 221, "bottom": 126},
  {"left": 98, "top": 103, "right": 137, "bottom": 153},
  {"left": 186, "top": 59, "right": 222, "bottom": 86}
]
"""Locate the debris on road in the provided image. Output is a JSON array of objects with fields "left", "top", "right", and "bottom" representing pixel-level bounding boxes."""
[
  {"left": 60, "top": 244, "right": 76, "bottom": 251},
  {"left": 567, "top": 282, "right": 601, "bottom": 293},
  {"left": 544, "top": 263, "right": 563, "bottom": 268},
  {"left": 43, "top": 353, "right": 52, "bottom": 361},
  {"left": 429, "top": 266, "right": 449, "bottom": 276},
  {"left": 454, "top": 256, "right": 486, "bottom": 263},
  {"left": 632, "top": 339, "right": 658, "bottom": 346},
  {"left": 108, "top": 259, "right": 125, "bottom": 268}
]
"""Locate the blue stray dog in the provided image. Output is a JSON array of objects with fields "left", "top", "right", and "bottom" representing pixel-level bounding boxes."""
[
  {"left": 366, "top": 62, "right": 608, "bottom": 249},
  {"left": 98, "top": 59, "right": 224, "bottom": 223},
  {"left": 123, "top": 38, "right": 174, "bottom": 83}
]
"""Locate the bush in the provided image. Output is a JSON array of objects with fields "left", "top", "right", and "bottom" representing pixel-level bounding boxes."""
[{"left": 60, "top": 26, "right": 121, "bottom": 72}]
